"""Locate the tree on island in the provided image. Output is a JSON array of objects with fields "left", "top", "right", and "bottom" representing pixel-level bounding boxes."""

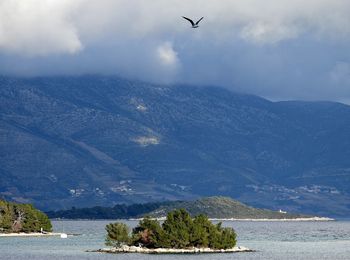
[
  {"left": 131, "top": 216, "right": 166, "bottom": 248},
  {"left": 162, "top": 208, "right": 193, "bottom": 248},
  {"left": 105, "top": 222, "right": 130, "bottom": 247},
  {"left": 0, "top": 200, "right": 52, "bottom": 233},
  {"left": 105, "top": 208, "right": 237, "bottom": 249}
]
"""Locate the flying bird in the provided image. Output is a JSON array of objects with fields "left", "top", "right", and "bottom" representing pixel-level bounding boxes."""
[{"left": 182, "top": 16, "right": 204, "bottom": 28}]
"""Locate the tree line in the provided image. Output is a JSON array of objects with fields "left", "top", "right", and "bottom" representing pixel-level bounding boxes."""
[
  {"left": 105, "top": 208, "right": 237, "bottom": 249},
  {"left": 0, "top": 200, "right": 52, "bottom": 233},
  {"left": 46, "top": 201, "right": 171, "bottom": 219}
]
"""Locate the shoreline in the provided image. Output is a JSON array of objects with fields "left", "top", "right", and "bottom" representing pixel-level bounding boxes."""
[
  {"left": 129, "top": 216, "right": 334, "bottom": 222},
  {"left": 90, "top": 245, "right": 254, "bottom": 254},
  {"left": 0, "top": 232, "right": 65, "bottom": 237},
  {"left": 50, "top": 217, "right": 335, "bottom": 221},
  {"left": 208, "top": 217, "right": 335, "bottom": 221}
]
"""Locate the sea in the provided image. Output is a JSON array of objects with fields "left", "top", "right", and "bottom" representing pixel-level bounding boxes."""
[{"left": 1, "top": 220, "right": 350, "bottom": 260}]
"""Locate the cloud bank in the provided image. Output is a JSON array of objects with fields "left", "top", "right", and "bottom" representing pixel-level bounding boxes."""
[
  {"left": 0, "top": 0, "right": 350, "bottom": 102},
  {"left": 0, "top": 0, "right": 83, "bottom": 55}
]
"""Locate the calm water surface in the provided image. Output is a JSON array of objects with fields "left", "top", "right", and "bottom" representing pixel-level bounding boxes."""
[{"left": 1, "top": 220, "right": 350, "bottom": 259}]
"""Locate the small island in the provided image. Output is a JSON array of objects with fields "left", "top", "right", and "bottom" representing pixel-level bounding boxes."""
[
  {"left": 93, "top": 208, "right": 252, "bottom": 254},
  {"left": 0, "top": 199, "right": 56, "bottom": 237}
]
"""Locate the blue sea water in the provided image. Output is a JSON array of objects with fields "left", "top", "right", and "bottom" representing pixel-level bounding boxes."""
[{"left": 1, "top": 220, "right": 350, "bottom": 259}]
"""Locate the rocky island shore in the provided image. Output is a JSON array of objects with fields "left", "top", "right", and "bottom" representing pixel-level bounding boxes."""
[
  {"left": 132, "top": 216, "right": 334, "bottom": 222},
  {"left": 91, "top": 245, "right": 253, "bottom": 254},
  {"left": 0, "top": 232, "right": 64, "bottom": 237},
  {"left": 207, "top": 216, "right": 334, "bottom": 221}
]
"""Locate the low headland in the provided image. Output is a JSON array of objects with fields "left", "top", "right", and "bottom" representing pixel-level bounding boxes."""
[
  {"left": 47, "top": 196, "right": 334, "bottom": 221},
  {"left": 0, "top": 199, "right": 53, "bottom": 236},
  {"left": 93, "top": 208, "right": 252, "bottom": 254}
]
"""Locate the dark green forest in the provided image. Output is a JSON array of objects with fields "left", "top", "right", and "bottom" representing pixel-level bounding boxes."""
[
  {"left": 0, "top": 200, "right": 52, "bottom": 233},
  {"left": 46, "top": 201, "right": 171, "bottom": 219}
]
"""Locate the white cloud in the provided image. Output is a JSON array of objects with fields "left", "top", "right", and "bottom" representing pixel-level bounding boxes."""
[
  {"left": 1, "top": 0, "right": 350, "bottom": 56},
  {"left": 157, "top": 42, "right": 179, "bottom": 67},
  {"left": 0, "top": 0, "right": 83, "bottom": 56},
  {"left": 1, "top": 0, "right": 350, "bottom": 102},
  {"left": 240, "top": 22, "right": 299, "bottom": 44}
]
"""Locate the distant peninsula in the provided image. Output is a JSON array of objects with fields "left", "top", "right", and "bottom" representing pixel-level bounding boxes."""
[{"left": 47, "top": 196, "right": 333, "bottom": 221}]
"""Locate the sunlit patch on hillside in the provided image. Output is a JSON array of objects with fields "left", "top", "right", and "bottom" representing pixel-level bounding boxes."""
[{"left": 132, "top": 136, "right": 160, "bottom": 146}]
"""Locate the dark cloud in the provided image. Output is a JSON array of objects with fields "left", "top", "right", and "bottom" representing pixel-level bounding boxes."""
[{"left": 1, "top": 0, "right": 350, "bottom": 102}]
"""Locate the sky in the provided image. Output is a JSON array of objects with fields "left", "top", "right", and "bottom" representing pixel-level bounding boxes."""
[{"left": 1, "top": 0, "right": 350, "bottom": 102}]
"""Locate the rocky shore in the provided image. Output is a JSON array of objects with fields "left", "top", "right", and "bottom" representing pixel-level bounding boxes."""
[
  {"left": 91, "top": 245, "right": 254, "bottom": 254},
  {"left": 0, "top": 232, "right": 64, "bottom": 237},
  {"left": 208, "top": 217, "right": 335, "bottom": 221},
  {"left": 130, "top": 216, "right": 334, "bottom": 222}
]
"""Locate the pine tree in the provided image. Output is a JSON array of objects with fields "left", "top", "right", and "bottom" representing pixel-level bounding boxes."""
[
  {"left": 0, "top": 201, "right": 13, "bottom": 232},
  {"left": 208, "top": 223, "right": 223, "bottom": 249},
  {"left": 36, "top": 210, "right": 52, "bottom": 232},
  {"left": 220, "top": 227, "right": 237, "bottom": 249},
  {"left": 131, "top": 216, "right": 166, "bottom": 248},
  {"left": 190, "top": 214, "right": 210, "bottom": 247},
  {"left": 162, "top": 209, "right": 193, "bottom": 248},
  {"left": 105, "top": 222, "right": 130, "bottom": 247}
]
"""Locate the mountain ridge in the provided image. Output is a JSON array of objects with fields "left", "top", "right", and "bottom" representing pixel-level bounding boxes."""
[{"left": 1, "top": 75, "right": 349, "bottom": 216}]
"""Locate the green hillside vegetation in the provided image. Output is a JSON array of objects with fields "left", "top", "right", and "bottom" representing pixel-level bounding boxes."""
[
  {"left": 149, "top": 197, "right": 309, "bottom": 219},
  {"left": 0, "top": 200, "right": 52, "bottom": 233},
  {"left": 106, "top": 209, "right": 236, "bottom": 249}
]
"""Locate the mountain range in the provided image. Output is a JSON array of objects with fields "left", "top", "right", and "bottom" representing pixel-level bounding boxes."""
[{"left": 1, "top": 76, "right": 349, "bottom": 217}]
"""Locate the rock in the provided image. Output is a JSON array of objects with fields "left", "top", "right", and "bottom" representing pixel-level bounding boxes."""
[{"left": 94, "top": 245, "right": 253, "bottom": 254}]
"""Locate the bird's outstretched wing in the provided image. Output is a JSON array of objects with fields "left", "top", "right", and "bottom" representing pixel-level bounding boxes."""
[
  {"left": 195, "top": 17, "right": 204, "bottom": 25},
  {"left": 182, "top": 16, "right": 195, "bottom": 26}
]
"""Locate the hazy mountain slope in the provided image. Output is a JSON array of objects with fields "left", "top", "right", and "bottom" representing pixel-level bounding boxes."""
[{"left": 1, "top": 76, "right": 349, "bottom": 216}]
